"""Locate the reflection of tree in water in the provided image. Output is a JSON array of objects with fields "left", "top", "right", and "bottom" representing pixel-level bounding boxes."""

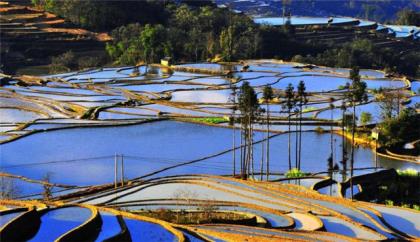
[
  {"left": 0, "top": 177, "right": 21, "bottom": 199},
  {"left": 340, "top": 139, "right": 352, "bottom": 183}
]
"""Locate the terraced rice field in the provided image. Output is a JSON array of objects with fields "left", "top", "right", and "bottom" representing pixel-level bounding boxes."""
[
  {"left": 1, "top": 174, "right": 418, "bottom": 241},
  {"left": 1, "top": 60, "right": 419, "bottom": 241}
]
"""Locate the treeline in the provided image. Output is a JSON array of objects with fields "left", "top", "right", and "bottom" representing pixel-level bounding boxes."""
[
  {"left": 32, "top": 0, "right": 419, "bottom": 78},
  {"left": 31, "top": 0, "right": 310, "bottom": 65},
  {"left": 395, "top": 8, "right": 420, "bottom": 26},
  {"left": 292, "top": 39, "right": 420, "bottom": 78},
  {"left": 105, "top": 5, "right": 260, "bottom": 64}
]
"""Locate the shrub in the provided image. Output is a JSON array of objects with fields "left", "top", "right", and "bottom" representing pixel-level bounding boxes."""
[
  {"left": 49, "top": 51, "right": 76, "bottom": 73},
  {"left": 315, "top": 126, "right": 324, "bottom": 133},
  {"left": 191, "top": 117, "right": 228, "bottom": 124},
  {"left": 285, "top": 168, "right": 306, "bottom": 178},
  {"left": 78, "top": 56, "right": 101, "bottom": 70},
  {"left": 397, "top": 168, "right": 418, "bottom": 177}
]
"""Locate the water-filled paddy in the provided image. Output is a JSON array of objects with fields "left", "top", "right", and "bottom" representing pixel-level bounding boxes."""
[
  {"left": 170, "top": 89, "right": 231, "bottom": 103},
  {"left": 0, "top": 211, "right": 23, "bottom": 227},
  {"left": 0, "top": 108, "right": 44, "bottom": 123},
  {"left": 253, "top": 17, "right": 355, "bottom": 26},
  {"left": 124, "top": 219, "right": 176, "bottom": 242},
  {"left": 29, "top": 207, "right": 91, "bottom": 241},
  {"left": 95, "top": 212, "right": 122, "bottom": 241},
  {"left": 1, "top": 121, "right": 417, "bottom": 187}
]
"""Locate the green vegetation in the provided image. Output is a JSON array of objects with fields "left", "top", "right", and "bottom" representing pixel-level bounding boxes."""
[
  {"left": 359, "top": 169, "right": 419, "bottom": 210},
  {"left": 31, "top": 1, "right": 420, "bottom": 78},
  {"left": 262, "top": 85, "right": 274, "bottom": 180},
  {"left": 315, "top": 126, "right": 325, "bottom": 133},
  {"left": 378, "top": 107, "right": 419, "bottom": 148},
  {"left": 294, "top": 39, "right": 420, "bottom": 78},
  {"left": 302, "top": 107, "right": 316, "bottom": 113},
  {"left": 296, "top": 81, "right": 308, "bottom": 170},
  {"left": 345, "top": 67, "right": 368, "bottom": 200},
  {"left": 105, "top": 5, "right": 259, "bottom": 65},
  {"left": 49, "top": 51, "right": 105, "bottom": 73},
  {"left": 285, "top": 168, "right": 307, "bottom": 178},
  {"left": 395, "top": 8, "right": 420, "bottom": 26},
  {"left": 360, "top": 112, "right": 372, "bottom": 126},
  {"left": 283, "top": 83, "right": 296, "bottom": 171},
  {"left": 397, "top": 168, "right": 418, "bottom": 177},
  {"left": 190, "top": 117, "right": 228, "bottom": 124},
  {"left": 238, "top": 81, "right": 260, "bottom": 178}
]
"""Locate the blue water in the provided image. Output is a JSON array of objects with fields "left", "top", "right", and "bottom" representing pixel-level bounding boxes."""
[
  {"left": 1, "top": 121, "right": 418, "bottom": 187},
  {"left": 0, "top": 211, "right": 23, "bottom": 227},
  {"left": 29, "top": 207, "right": 91, "bottom": 241},
  {"left": 124, "top": 218, "right": 176, "bottom": 242},
  {"left": 254, "top": 17, "right": 355, "bottom": 26},
  {"left": 320, "top": 216, "right": 357, "bottom": 237},
  {"left": 95, "top": 212, "right": 122, "bottom": 241}
]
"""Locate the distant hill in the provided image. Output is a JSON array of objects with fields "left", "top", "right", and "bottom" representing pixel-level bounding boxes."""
[{"left": 216, "top": 0, "right": 420, "bottom": 23}]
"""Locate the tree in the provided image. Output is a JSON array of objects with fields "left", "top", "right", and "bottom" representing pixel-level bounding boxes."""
[
  {"left": 296, "top": 80, "right": 308, "bottom": 170},
  {"left": 263, "top": 85, "right": 274, "bottom": 180},
  {"left": 328, "top": 97, "right": 335, "bottom": 174},
  {"left": 0, "top": 177, "right": 21, "bottom": 199},
  {"left": 377, "top": 89, "right": 403, "bottom": 121},
  {"left": 42, "top": 172, "right": 53, "bottom": 201},
  {"left": 345, "top": 66, "right": 368, "bottom": 200},
  {"left": 283, "top": 83, "right": 295, "bottom": 171},
  {"left": 219, "top": 16, "right": 260, "bottom": 61},
  {"left": 238, "top": 81, "right": 260, "bottom": 179},
  {"left": 360, "top": 112, "right": 372, "bottom": 126},
  {"left": 140, "top": 24, "right": 170, "bottom": 65},
  {"left": 395, "top": 8, "right": 420, "bottom": 26},
  {"left": 340, "top": 103, "right": 348, "bottom": 181},
  {"left": 229, "top": 78, "right": 238, "bottom": 177},
  {"left": 379, "top": 108, "right": 419, "bottom": 148}
]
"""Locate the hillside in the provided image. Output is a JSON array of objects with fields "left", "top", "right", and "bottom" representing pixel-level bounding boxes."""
[{"left": 0, "top": 1, "right": 110, "bottom": 75}]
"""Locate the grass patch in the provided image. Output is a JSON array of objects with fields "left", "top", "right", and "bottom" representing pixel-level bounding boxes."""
[
  {"left": 190, "top": 117, "right": 229, "bottom": 124},
  {"left": 397, "top": 168, "right": 418, "bottom": 177},
  {"left": 285, "top": 168, "right": 308, "bottom": 178},
  {"left": 302, "top": 107, "right": 317, "bottom": 113}
]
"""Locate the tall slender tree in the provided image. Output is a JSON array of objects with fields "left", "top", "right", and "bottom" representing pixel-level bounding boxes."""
[
  {"left": 328, "top": 97, "right": 335, "bottom": 174},
  {"left": 297, "top": 81, "right": 308, "bottom": 170},
  {"left": 263, "top": 85, "right": 274, "bottom": 180},
  {"left": 284, "top": 84, "right": 295, "bottom": 171},
  {"left": 229, "top": 79, "right": 238, "bottom": 177},
  {"left": 340, "top": 102, "right": 348, "bottom": 182},
  {"left": 238, "top": 81, "right": 260, "bottom": 179},
  {"left": 345, "top": 66, "right": 368, "bottom": 200}
]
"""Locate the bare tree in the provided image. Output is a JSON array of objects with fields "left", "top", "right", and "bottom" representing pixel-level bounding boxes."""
[{"left": 0, "top": 177, "right": 21, "bottom": 199}]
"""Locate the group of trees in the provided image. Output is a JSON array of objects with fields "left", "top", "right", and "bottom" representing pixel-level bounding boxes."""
[
  {"left": 49, "top": 51, "right": 105, "bottom": 73},
  {"left": 344, "top": 67, "right": 368, "bottom": 199},
  {"left": 234, "top": 80, "right": 310, "bottom": 180},
  {"left": 395, "top": 8, "right": 420, "bottom": 26},
  {"left": 31, "top": 0, "right": 419, "bottom": 79},
  {"left": 234, "top": 66, "right": 368, "bottom": 190},
  {"left": 105, "top": 5, "right": 260, "bottom": 65},
  {"left": 293, "top": 39, "right": 420, "bottom": 78},
  {"left": 379, "top": 108, "right": 419, "bottom": 148}
]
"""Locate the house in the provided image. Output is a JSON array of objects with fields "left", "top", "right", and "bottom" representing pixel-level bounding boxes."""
[
  {"left": 161, "top": 57, "right": 172, "bottom": 67},
  {"left": 371, "top": 127, "right": 380, "bottom": 140}
]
